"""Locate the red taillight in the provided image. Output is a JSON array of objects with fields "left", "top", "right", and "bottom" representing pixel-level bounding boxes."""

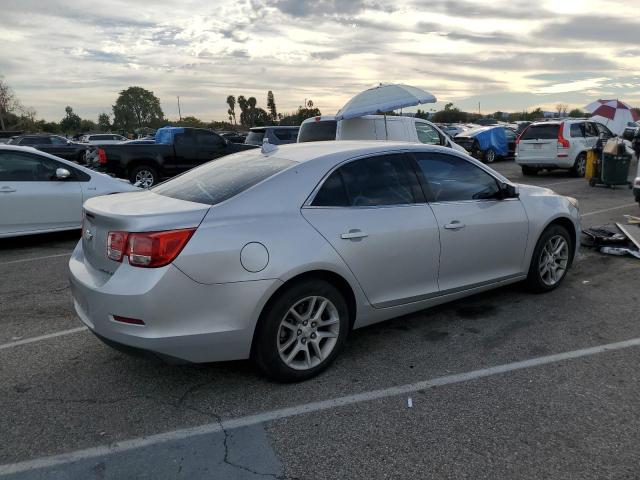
[
  {"left": 107, "top": 231, "right": 128, "bottom": 261},
  {"left": 98, "top": 148, "right": 107, "bottom": 164},
  {"left": 557, "top": 122, "right": 570, "bottom": 149},
  {"left": 112, "top": 315, "right": 145, "bottom": 326},
  {"left": 106, "top": 228, "right": 195, "bottom": 268}
]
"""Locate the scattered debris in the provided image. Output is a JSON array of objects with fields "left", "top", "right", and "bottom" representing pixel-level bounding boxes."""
[
  {"left": 407, "top": 397, "right": 413, "bottom": 408},
  {"left": 582, "top": 224, "right": 640, "bottom": 260},
  {"left": 582, "top": 280, "right": 590, "bottom": 285},
  {"left": 600, "top": 247, "right": 640, "bottom": 259}
]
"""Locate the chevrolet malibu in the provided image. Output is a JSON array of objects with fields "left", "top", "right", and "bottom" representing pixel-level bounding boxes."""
[{"left": 69, "top": 141, "right": 580, "bottom": 382}]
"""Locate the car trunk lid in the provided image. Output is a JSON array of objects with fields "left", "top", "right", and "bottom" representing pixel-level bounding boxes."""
[{"left": 81, "top": 190, "right": 210, "bottom": 275}]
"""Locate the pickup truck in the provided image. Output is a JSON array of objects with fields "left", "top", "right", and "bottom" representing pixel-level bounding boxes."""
[{"left": 90, "top": 127, "right": 257, "bottom": 187}]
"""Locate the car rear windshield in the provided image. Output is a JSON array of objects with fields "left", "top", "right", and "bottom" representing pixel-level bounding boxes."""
[
  {"left": 520, "top": 124, "right": 559, "bottom": 140},
  {"left": 298, "top": 120, "right": 337, "bottom": 142},
  {"left": 152, "top": 153, "right": 296, "bottom": 205},
  {"left": 246, "top": 130, "right": 265, "bottom": 144}
]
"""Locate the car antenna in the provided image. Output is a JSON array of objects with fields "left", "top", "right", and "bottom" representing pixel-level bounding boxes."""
[{"left": 261, "top": 138, "right": 278, "bottom": 154}]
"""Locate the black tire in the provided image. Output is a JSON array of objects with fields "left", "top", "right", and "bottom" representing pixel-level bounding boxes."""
[
  {"left": 521, "top": 166, "right": 539, "bottom": 176},
  {"left": 526, "top": 224, "right": 573, "bottom": 293},
  {"left": 253, "top": 279, "right": 350, "bottom": 382},
  {"left": 484, "top": 148, "right": 497, "bottom": 163},
  {"left": 129, "top": 165, "right": 158, "bottom": 188},
  {"left": 571, "top": 153, "right": 587, "bottom": 177},
  {"left": 589, "top": 178, "right": 597, "bottom": 187}
]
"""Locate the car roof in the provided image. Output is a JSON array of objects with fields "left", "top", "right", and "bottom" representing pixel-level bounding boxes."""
[{"left": 249, "top": 126, "right": 300, "bottom": 131}]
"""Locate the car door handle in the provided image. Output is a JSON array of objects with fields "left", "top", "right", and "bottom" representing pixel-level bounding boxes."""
[
  {"left": 341, "top": 229, "right": 368, "bottom": 240},
  {"left": 444, "top": 221, "right": 465, "bottom": 230},
  {"left": 0, "top": 187, "right": 17, "bottom": 193}
]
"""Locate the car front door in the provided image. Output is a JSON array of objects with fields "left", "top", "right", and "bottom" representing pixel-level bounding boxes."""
[
  {"left": 302, "top": 153, "right": 441, "bottom": 308},
  {"left": 195, "top": 130, "right": 228, "bottom": 163},
  {"left": 412, "top": 151, "right": 529, "bottom": 292},
  {"left": 0, "top": 150, "right": 83, "bottom": 235},
  {"left": 170, "top": 130, "right": 200, "bottom": 174},
  {"left": 584, "top": 122, "right": 599, "bottom": 149}
]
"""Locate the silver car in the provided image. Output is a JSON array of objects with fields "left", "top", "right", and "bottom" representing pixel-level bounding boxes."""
[{"left": 69, "top": 141, "right": 580, "bottom": 382}]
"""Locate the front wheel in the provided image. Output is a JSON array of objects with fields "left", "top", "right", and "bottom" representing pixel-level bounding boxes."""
[
  {"left": 129, "top": 165, "right": 158, "bottom": 188},
  {"left": 253, "top": 280, "right": 349, "bottom": 382},
  {"left": 526, "top": 225, "right": 573, "bottom": 293}
]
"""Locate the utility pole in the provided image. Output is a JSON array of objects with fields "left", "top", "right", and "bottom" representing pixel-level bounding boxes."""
[
  {"left": 478, "top": 102, "right": 481, "bottom": 116},
  {"left": 177, "top": 96, "right": 182, "bottom": 121}
]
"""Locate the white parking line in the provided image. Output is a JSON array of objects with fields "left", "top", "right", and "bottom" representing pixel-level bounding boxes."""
[
  {"left": 582, "top": 203, "right": 638, "bottom": 217},
  {"left": 539, "top": 179, "right": 584, "bottom": 187},
  {"left": 0, "top": 327, "right": 87, "bottom": 351},
  {"left": 2, "top": 336, "right": 639, "bottom": 476},
  {"left": 0, "top": 252, "right": 71, "bottom": 266}
]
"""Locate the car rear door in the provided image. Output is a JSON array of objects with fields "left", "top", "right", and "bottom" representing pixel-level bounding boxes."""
[
  {"left": 504, "top": 128, "right": 517, "bottom": 156},
  {"left": 412, "top": 151, "right": 528, "bottom": 291},
  {"left": 517, "top": 124, "right": 559, "bottom": 162},
  {"left": 195, "top": 130, "right": 228, "bottom": 163},
  {"left": 0, "top": 150, "right": 82, "bottom": 235},
  {"left": 170, "top": 130, "right": 200, "bottom": 173},
  {"left": 302, "top": 153, "right": 441, "bottom": 308}
]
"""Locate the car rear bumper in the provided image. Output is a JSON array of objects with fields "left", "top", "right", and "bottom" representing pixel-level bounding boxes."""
[
  {"left": 68, "top": 242, "right": 281, "bottom": 363},
  {"left": 516, "top": 158, "right": 574, "bottom": 169}
]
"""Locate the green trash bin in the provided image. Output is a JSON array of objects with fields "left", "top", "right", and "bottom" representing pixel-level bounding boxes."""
[{"left": 601, "top": 153, "right": 631, "bottom": 186}]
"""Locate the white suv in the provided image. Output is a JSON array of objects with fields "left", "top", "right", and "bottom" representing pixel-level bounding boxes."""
[
  {"left": 297, "top": 115, "right": 467, "bottom": 153},
  {"left": 80, "top": 134, "right": 127, "bottom": 145},
  {"left": 516, "top": 120, "right": 615, "bottom": 176}
]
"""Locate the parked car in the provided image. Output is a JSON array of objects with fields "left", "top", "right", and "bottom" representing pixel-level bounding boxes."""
[
  {"left": 454, "top": 126, "right": 517, "bottom": 163},
  {"left": 0, "top": 145, "right": 138, "bottom": 238},
  {"left": 516, "top": 120, "right": 615, "bottom": 176},
  {"left": 69, "top": 141, "right": 579, "bottom": 382},
  {"left": 7, "top": 134, "right": 87, "bottom": 162},
  {"left": 245, "top": 126, "right": 300, "bottom": 146},
  {"left": 437, "top": 124, "right": 468, "bottom": 138},
  {"left": 297, "top": 115, "right": 467, "bottom": 153},
  {"left": 89, "top": 126, "right": 257, "bottom": 187},
  {"left": 219, "top": 131, "right": 248, "bottom": 144},
  {"left": 80, "top": 134, "right": 127, "bottom": 144}
]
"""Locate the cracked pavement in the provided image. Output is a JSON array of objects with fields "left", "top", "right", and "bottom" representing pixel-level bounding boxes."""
[{"left": 1, "top": 162, "right": 640, "bottom": 479}]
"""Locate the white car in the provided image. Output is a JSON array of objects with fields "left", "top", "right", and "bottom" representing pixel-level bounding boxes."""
[
  {"left": 297, "top": 115, "right": 467, "bottom": 153},
  {"left": 516, "top": 120, "right": 615, "bottom": 176},
  {"left": 80, "top": 134, "right": 127, "bottom": 145},
  {"left": 0, "top": 145, "right": 139, "bottom": 238}
]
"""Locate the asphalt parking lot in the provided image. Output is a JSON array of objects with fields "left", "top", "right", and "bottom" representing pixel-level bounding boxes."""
[{"left": 1, "top": 161, "right": 639, "bottom": 479}]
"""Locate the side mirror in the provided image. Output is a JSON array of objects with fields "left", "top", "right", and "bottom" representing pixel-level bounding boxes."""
[
  {"left": 500, "top": 183, "right": 519, "bottom": 199},
  {"left": 55, "top": 168, "right": 71, "bottom": 180}
]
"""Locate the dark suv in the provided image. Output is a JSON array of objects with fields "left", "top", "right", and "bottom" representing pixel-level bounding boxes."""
[{"left": 8, "top": 134, "right": 87, "bottom": 162}]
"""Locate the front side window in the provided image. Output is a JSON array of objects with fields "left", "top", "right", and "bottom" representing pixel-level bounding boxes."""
[
  {"left": 20, "top": 136, "right": 49, "bottom": 145},
  {"left": 415, "top": 123, "right": 442, "bottom": 145},
  {"left": 312, "top": 154, "right": 418, "bottom": 207},
  {"left": 152, "top": 153, "right": 295, "bottom": 205},
  {"left": 196, "top": 130, "right": 224, "bottom": 147},
  {"left": 504, "top": 128, "right": 516, "bottom": 141},
  {"left": 594, "top": 123, "right": 613, "bottom": 139},
  {"left": 0, "top": 151, "right": 62, "bottom": 181},
  {"left": 584, "top": 122, "right": 598, "bottom": 137},
  {"left": 414, "top": 152, "right": 501, "bottom": 203}
]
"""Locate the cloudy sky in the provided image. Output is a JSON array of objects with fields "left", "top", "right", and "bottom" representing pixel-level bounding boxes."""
[{"left": 1, "top": 0, "right": 639, "bottom": 122}]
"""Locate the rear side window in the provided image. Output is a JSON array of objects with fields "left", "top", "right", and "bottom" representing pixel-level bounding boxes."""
[
  {"left": 312, "top": 154, "right": 419, "bottom": 207},
  {"left": 152, "top": 154, "right": 295, "bottom": 205},
  {"left": 520, "top": 124, "right": 559, "bottom": 140},
  {"left": 298, "top": 120, "right": 337, "bottom": 142},
  {"left": 570, "top": 124, "right": 584, "bottom": 137},
  {"left": 414, "top": 152, "right": 501, "bottom": 202},
  {"left": 584, "top": 123, "right": 598, "bottom": 137},
  {"left": 246, "top": 130, "right": 265, "bottom": 144}
]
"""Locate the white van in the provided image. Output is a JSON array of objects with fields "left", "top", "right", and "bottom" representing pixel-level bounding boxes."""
[{"left": 297, "top": 115, "right": 467, "bottom": 153}]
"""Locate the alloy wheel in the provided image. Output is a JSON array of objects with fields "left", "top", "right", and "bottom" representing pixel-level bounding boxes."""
[
  {"left": 538, "top": 235, "right": 569, "bottom": 286},
  {"left": 277, "top": 296, "right": 340, "bottom": 371},
  {"left": 485, "top": 149, "right": 496, "bottom": 163},
  {"left": 576, "top": 156, "right": 586, "bottom": 177},
  {"left": 135, "top": 169, "right": 155, "bottom": 188}
]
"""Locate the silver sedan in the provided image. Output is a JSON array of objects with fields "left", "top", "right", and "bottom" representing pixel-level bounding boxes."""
[{"left": 69, "top": 141, "right": 580, "bottom": 382}]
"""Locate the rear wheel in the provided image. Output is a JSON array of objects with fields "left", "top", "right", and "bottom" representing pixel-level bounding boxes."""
[
  {"left": 521, "top": 166, "right": 539, "bottom": 176},
  {"left": 571, "top": 153, "right": 587, "bottom": 177},
  {"left": 484, "top": 148, "right": 496, "bottom": 163},
  {"left": 253, "top": 280, "right": 349, "bottom": 382},
  {"left": 129, "top": 165, "right": 158, "bottom": 188},
  {"left": 526, "top": 224, "right": 573, "bottom": 293}
]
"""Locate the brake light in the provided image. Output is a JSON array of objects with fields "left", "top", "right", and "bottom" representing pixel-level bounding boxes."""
[
  {"left": 98, "top": 148, "right": 107, "bottom": 164},
  {"left": 557, "top": 122, "right": 570, "bottom": 149},
  {"left": 106, "top": 228, "right": 195, "bottom": 267}
]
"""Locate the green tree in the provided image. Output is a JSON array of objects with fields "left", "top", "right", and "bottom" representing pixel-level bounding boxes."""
[
  {"left": 60, "top": 106, "right": 81, "bottom": 133},
  {"left": 432, "top": 103, "right": 467, "bottom": 123},
  {"left": 567, "top": 108, "right": 586, "bottom": 118},
  {"left": 112, "top": 86, "right": 164, "bottom": 131},
  {"left": 226, "top": 95, "right": 236, "bottom": 124},
  {"left": 267, "top": 91, "right": 277, "bottom": 122},
  {"left": 98, "top": 113, "right": 111, "bottom": 131},
  {"left": 0, "top": 76, "right": 20, "bottom": 130},
  {"left": 178, "top": 116, "right": 205, "bottom": 127},
  {"left": 279, "top": 102, "right": 322, "bottom": 126},
  {"left": 80, "top": 119, "right": 97, "bottom": 132}
]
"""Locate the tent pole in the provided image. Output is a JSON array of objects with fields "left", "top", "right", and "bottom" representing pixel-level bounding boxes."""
[{"left": 384, "top": 113, "right": 388, "bottom": 140}]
